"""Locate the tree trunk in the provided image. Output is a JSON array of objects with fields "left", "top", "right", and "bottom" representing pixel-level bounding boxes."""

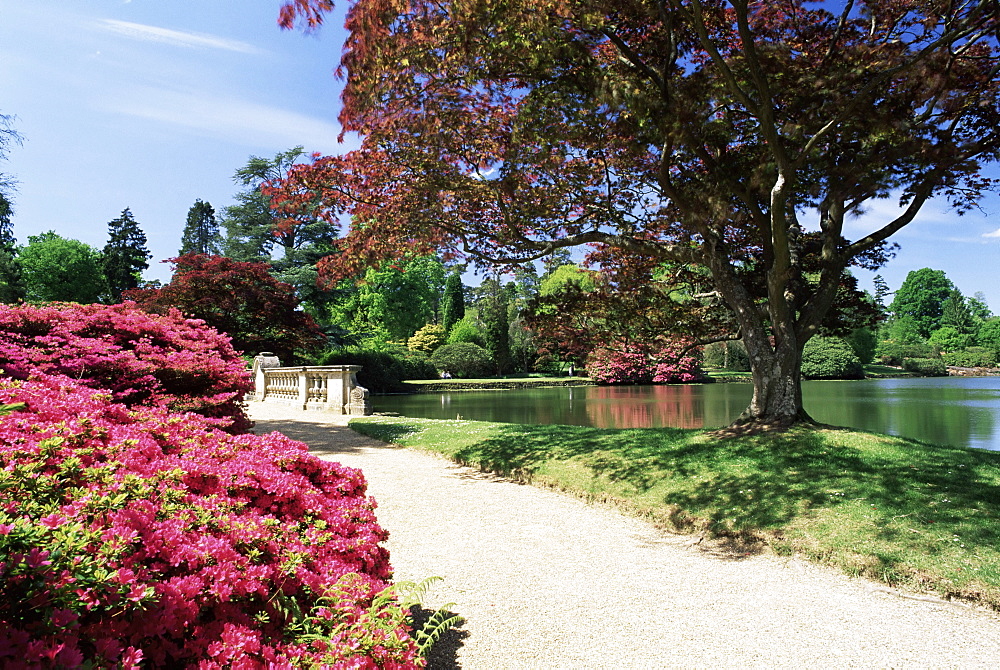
[{"left": 735, "top": 333, "right": 814, "bottom": 428}]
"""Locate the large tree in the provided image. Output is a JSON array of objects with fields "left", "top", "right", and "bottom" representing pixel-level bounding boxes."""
[
  {"left": 18, "top": 232, "right": 105, "bottom": 303},
  {"left": 273, "top": 0, "right": 1000, "bottom": 428},
  {"left": 889, "top": 268, "right": 956, "bottom": 338},
  {"left": 125, "top": 254, "right": 326, "bottom": 362},
  {"left": 101, "top": 207, "right": 151, "bottom": 303}
]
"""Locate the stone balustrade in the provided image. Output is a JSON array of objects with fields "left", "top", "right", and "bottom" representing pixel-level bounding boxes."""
[{"left": 252, "top": 353, "right": 372, "bottom": 415}]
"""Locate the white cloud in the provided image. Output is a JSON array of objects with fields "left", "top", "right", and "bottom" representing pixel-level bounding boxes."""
[
  {"left": 97, "top": 19, "right": 263, "bottom": 54},
  {"left": 107, "top": 86, "right": 347, "bottom": 152},
  {"left": 983, "top": 227, "right": 1000, "bottom": 239}
]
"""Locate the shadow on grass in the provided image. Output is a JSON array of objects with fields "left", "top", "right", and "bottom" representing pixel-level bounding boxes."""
[{"left": 451, "top": 423, "right": 1000, "bottom": 542}]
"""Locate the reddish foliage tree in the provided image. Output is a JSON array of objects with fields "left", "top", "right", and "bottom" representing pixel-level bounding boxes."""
[
  {"left": 125, "top": 254, "right": 326, "bottom": 363},
  {"left": 272, "top": 0, "right": 1000, "bottom": 429}
]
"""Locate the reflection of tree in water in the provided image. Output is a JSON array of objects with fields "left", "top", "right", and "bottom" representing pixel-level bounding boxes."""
[
  {"left": 585, "top": 385, "right": 704, "bottom": 430},
  {"left": 804, "top": 380, "right": 999, "bottom": 450}
]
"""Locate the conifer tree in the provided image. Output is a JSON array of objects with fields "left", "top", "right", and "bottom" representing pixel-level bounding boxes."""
[
  {"left": 441, "top": 271, "right": 465, "bottom": 333},
  {"left": 101, "top": 208, "right": 151, "bottom": 303},
  {"left": 479, "top": 277, "right": 511, "bottom": 375},
  {"left": 180, "top": 200, "right": 222, "bottom": 256}
]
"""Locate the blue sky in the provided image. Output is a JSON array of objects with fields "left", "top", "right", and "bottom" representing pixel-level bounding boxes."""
[{"left": 2, "top": 0, "right": 999, "bottom": 309}]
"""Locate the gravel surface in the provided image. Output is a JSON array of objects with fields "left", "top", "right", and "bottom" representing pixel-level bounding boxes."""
[{"left": 249, "top": 403, "right": 1000, "bottom": 668}]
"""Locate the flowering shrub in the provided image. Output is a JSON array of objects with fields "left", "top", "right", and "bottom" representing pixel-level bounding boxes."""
[
  {"left": 0, "top": 374, "right": 421, "bottom": 668},
  {"left": 587, "top": 344, "right": 702, "bottom": 385},
  {"left": 0, "top": 302, "right": 253, "bottom": 433}
]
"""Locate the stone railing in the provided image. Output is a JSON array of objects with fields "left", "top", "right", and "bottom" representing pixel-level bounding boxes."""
[{"left": 252, "top": 353, "right": 372, "bottom": 415}]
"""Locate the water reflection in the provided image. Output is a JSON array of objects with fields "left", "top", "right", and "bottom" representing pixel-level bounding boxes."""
[{"left": 374, "top": 377, "right": 1000, "bottom": 450}]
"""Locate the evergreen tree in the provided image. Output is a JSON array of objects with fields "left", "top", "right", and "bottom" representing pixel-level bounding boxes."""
[
  {"left": 479, "top": 277, "right": 511, "bottom": 375},
  {"left": 180, "top": 200, "right": 222, "bottom": 256},
  {"left": 940, "top": 289, "right": 975, "bottom": 334},
  {"left": 101, "top": 208, "right": 151, "bottom": 303},
  {"left": 221, "top": 148, "right": 308, "bottom": 263},
  {"left": 441, "top": 271, "right": 465, "bottom": 332},
  {"left": 0, "top": 193, "right": 23, "bottom": 303}
]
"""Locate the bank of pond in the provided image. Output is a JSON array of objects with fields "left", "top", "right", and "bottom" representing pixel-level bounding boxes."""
[{"left": 375, "top": 376, "right": 1000, "bottom": 451}]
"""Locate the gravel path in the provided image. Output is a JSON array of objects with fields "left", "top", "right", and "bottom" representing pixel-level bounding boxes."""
[{"left": 248, "top": 403, "right": 1000, "bottom": 668}]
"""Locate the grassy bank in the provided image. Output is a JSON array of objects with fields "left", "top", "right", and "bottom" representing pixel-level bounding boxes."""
[
  {"left": 401, "top": 376, "right": 592, "bottom": 392},
  {"left": 350, "top": 416, "right": 1000, "bottom": 609}
]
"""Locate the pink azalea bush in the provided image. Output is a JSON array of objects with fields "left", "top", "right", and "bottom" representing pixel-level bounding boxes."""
[
  {"left": 0, "top": 374, "right": 421, "bottom": 668},
  {"left": 587, "top": 344, "right": 702, "bottom": 385},
  {"left": 0, "top": 302, "right": 253, "bottom": 433}
]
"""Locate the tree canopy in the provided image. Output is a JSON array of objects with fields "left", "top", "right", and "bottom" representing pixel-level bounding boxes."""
[
  {"left": 274, "top": 0, "right": 1000, "bottom": 427},
  {"left": 18, "top": 232, "right": 105, "bottom": 303},
  {"left": 889, "top": 268, "right": 957, "bottom": 338},
  {"left": 125, "top": 254, "right": 326, "bottom": 362},
  {"left": 180, "top": 199, "right": 222, "bottom": 256}
]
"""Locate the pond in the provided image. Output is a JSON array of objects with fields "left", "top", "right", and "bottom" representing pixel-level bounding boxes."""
[{"left": 373, "top": 376, "right": 1000, "bottom": 451}]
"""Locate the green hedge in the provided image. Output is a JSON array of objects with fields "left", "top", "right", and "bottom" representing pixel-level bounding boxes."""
[
  {"left": 902, "top": 357, "right": 948, "bottom": 377},
  {"left": 942, "top": 347, "right": 998, "bottom": 368},
  {"left": 316, "top": 346, "right": 438, "bottom": 393}
]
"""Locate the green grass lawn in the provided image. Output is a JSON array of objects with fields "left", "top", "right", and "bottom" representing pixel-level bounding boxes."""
[{"left": 350, "top": 416, "right": 1000, "bottom": 609}]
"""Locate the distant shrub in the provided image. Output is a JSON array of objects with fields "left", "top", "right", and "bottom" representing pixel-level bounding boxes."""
[
  {"left": 0, "top": 302, "right": 253, "bottom": 432},
  {"left": 318, "top": 345, "right": 437, "bottom": 393},
  {"left": 408, "top": 323, "right": 447, "bottom": 354},
  {"left": 902, "top": 357, "right": 948, "bottom": 376},
  {"left": 801, "top": 336, "right": 864, "bottom": 379},
  {"left": 0, "top": 374, "right": 418, "bottom": 667},
  {"left": 875, "top": 341, "right": 938, "bottom": 367},
  {"left": 446, "top": 315, "right": 485, "bottom": 347},
  {"left": 430, "top": 343, "right": 494, "bottom": 378},
  {"left": 942, "top": 347, "right": 998, "bottom": 368},
  {"left": 702, "top": 340, "right": 750, "bottom": 371},
  {"left": 587, "top": 344, "right": 701, "bottom": 385}
]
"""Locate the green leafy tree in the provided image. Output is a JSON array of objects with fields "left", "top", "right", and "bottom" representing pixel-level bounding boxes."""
[
  {"left": 440, "top": 271, "right": 466, "bottom": 333},
  {"left": 928, "top": 326, "right": 972, "bottom": 352},
  {"left": 978, "top": 318, "right": 1000, "bottom": 355},
  {"left": 180, "top": 199, "right": 222, "bottom": 256},
  {"left": 889, "top": 269, "right": 956, "bottom": 339},
  {"left": 479, "top": 277, "right": 511, "bottom": 374},
  {"left": 17, "top": 232, "right": 105, "bottom": 303},
  {"left": 100, "top": 208, "right": 151, "bottom": 303},
  {"left": 332, "top": 255, "right": 446, "bottom": 343},
  {"left": 447, "top": 314, "right": 485, "bottom": 347}
]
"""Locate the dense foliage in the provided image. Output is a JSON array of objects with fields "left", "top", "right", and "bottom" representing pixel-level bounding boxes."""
[
  {"left": 180, "top": 199, "right": 222, "bottom": 256},
  {"left": 429, "top": 343, "right": 494, "bottom": 379},
  {"left": 17, "top": 232, "right": 105, "bottom": 303},
  {"left": 800, "top": 337, "right": 864, "bottom": 380},
  {"left": 273, "top": 0, "right": 1000, "bottom": 427},
  {"left": 0, "top": 302, "right": 253, "bottom": 432},
  {"left": 101, "top": 208, "right": 151, "bottom": 303},
  {"left": 0, "top": 374, "right": 420, "bottom": 667},
  {"left": 125, "top": 254, "right": 326, "bottom": 363}
]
